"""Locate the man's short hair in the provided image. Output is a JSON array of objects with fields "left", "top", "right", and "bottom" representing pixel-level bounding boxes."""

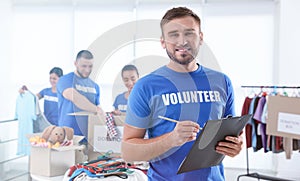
[
  {"left": 160, "top": 7, "right": 201, "bottom": 33},
  {"left": 76, "top": 50, "right": 94, "bottom": 60}
]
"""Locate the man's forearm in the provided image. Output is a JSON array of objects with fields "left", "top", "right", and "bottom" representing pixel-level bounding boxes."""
[
  {"left": 63, "top": 88, "right": 99, "bottom": 113},
  {"left": 121, "top": 121, "right": 199, "bottom": 162},
  {"left": 73, "top": 92, "right": 98, "bottom": 113},
  {"left": 121, "top": 131, "right": 174, "bottom": 162}
]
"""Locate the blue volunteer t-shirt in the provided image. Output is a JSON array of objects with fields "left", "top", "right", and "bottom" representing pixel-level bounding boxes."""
[
  {"left": 39, "top": 88, "right": 59, "bottom": 125},
  {"left": 125, "top": 65, "right": 235, "bottom": 181},
  {"left": 113, "top": 92, "right": 128, "bottom": 112},
  {"left": 57, "top": 72, "right": 100, "bottom": 137}
]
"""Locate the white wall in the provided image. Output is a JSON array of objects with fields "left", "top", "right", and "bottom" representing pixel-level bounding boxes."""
[
  {"left": 278, "top": 0, "right": 300, "bottom": 85},
  {"left": 0, "top": 0, "right": 13, "bottom": 121},
  {"left": 274, "top": 0, "right": 300, "bottom": 179},
  {"left": 0, "top": 0, "right": 12, "bottom": 174},
  {"left": 203, "top": 1, "right": 276, "bottom": 173}
]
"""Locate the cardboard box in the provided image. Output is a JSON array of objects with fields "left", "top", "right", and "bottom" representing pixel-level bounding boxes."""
[
  {"left": 27, "top": 134, "right": 84, "bottom": 177},
  {"left": 88, "top": 113, "right": 125, "bottom": 160},
  {"left": 88, "top": 114, "right": 125, "bottom": 160},
  {"left": 70, "top": 112, "right": 125, "bottom": 161},
  {"left": 267, "top": 96, "right": 300, "bottom": 139}
]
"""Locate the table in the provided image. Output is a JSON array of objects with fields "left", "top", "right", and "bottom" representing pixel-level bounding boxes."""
[{"left": 30, "top": 174, "right": 64, "bottom": 181}]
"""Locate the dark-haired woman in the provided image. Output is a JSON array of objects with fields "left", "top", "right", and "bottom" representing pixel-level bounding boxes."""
[{"left": 36, "top": 67, "right": 63, "bottom": 126}]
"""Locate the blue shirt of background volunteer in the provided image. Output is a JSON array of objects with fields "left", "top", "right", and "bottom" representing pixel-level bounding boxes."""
[
  {"left": 56, "top": 72, "right": 100, "bottom": 137},
  {"left": 113, "top": 92, "right": 127, "bottom": 112},
  {"left": 39, "top": 88, "right": 59, "bottom": 125},
  {"left": 125, "top": 65, "right": 235, "bottom": 181}
]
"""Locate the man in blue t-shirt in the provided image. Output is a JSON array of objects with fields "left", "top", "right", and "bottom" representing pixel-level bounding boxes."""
[
  {"left": 57, "top": 50, "right": 103, "bottom": 140},
  {"left": 121, "top": 7, "right": 243, "bottom": 181}
]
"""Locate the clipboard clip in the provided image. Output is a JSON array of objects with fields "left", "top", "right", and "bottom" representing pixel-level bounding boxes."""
[{"left": 225, "top": 114, "right": 232, "bottom": 118}]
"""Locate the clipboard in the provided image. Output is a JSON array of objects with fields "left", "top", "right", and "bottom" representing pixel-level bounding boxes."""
[{"left": 177, "top": 114, "right": 252, "bottom": 174}]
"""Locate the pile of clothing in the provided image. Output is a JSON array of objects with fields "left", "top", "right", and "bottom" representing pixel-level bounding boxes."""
[{"left": 65, "top": 153, "right": 148, "bottom": 181}]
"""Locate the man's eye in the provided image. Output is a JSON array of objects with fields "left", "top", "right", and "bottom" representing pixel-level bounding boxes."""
[
  {"left": 169, "top": 33, "right": 179, "bottom": 37},
  {"left": 185, "top": 32, "right": 194, "bottom": 36}
]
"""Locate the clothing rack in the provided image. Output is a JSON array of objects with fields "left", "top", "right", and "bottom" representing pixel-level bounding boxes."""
[
  {"left": 237, "top": 85, "right": 297, "bottom": 181},
  {"left": 241, "top": 86, "right": 300, "bottom": 89}
]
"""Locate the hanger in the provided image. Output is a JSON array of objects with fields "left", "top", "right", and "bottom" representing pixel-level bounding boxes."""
[
  {"left": 291, "top": 88, "right": 298, "bottom": 97},
  {"left": 258, "top": 86, "right": 267, "bottom": 97},
  {"left": 297, "top": 88, "right": 300, "bottom": 97},
  {"left": 247, "top": 87, "right": 256, "bottom": 98},
  {"left": 270, "top": 86, "right": 277, "bottom": 96},
  {"left": 282, "top": 87, "right": 288, "bottom": 96}
]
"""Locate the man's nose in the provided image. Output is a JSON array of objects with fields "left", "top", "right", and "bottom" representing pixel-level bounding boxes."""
[
  {"left": 178, "top": 34, "right": 187, "bottom": 45},
  {"left": 84, "top": 67, "right": 92, "bottom": 73}
]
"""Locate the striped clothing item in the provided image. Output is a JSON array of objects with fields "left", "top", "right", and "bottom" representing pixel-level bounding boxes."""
[{"left": 105, "top": 112, "right": 118, "bottom": 139}]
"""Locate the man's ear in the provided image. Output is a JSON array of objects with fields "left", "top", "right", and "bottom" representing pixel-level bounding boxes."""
[
  {"left": 160, "top": 36, "right": 166, "bottom": 49},
  {"left": 199, "top": 32, "right": 204, "bottom": 45}
]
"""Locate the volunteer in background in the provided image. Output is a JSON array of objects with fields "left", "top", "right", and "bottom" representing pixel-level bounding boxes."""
[
  {"left": 57, "top": 50, "right": 103, "bottom": 141},
  {"left": 112, "top": 64, "right": 139, "bottom": 115},
  {"left": 19, "top": 67, "right": 63, "bottom": 126}
]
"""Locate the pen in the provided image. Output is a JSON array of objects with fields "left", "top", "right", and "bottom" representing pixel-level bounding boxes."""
[
  {"left": 158, "top": 115, "right": 202, "bottom": 130},
  {"left": 158, "top": 115, "right": 179, "bottom": 123}
]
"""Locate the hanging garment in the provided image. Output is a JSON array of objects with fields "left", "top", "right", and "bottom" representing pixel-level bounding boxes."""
[
  {"left": 272, "top": 136, "right": 283, "bottom": 153},
  {"left": 253, "top": 96, "right": 268, "bottom": 152},
  {"left": 292, "top": 139, "right": 300, "bottom": 151},
  {"left": 33, "top": 94, "right": 52, "bottom": 133},
  {"left": 241, "top": 96, "right": 253, "bottom": 148},
  {"left": 247, "top": 96, "right": 262, "bottom": 151},
  {"left": 15, "top": 91, "right": 36, "bottom": 156}
]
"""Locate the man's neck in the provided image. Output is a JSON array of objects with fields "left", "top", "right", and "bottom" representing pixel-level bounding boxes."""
[{"left": 167, "top": 61, "right": 198, "bottom": 72}]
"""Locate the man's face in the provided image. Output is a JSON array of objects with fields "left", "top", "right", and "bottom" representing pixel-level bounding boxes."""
[
  {"left": 75, "top": 57, "right": 93, "bottom": 78},
  {"left": 161, "top": 16, "right": 203, "bottom": 65}
]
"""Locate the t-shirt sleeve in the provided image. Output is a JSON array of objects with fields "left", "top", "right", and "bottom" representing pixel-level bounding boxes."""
[
  {"left": 224, "top": 74, "right": 236, "bottom": 117},
  {"left": 57, "top": 75, "right": 73, "bottom": 95},
  {"left": 113, "top": 95, "right": 119, "bottom": 110},
  {"left": 125, "top": 81, "right": 152, "bottom": 129},
  {"left": 39, "top": 89, "right": 46, "bottom": 98}
]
